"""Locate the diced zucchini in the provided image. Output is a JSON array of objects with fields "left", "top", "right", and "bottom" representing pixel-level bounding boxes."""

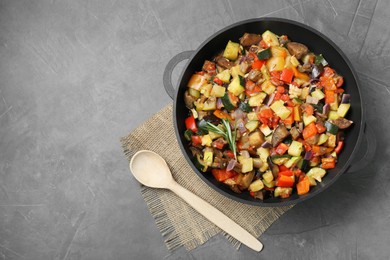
[
  {"left": 284, "top": 156, "right": 301, "bottom": 168},
  {"left": 271, "top": 154, "right": 291, "bottom": 165},
  {"left": 261, "top": 63, "right": 271, "bottom": 80},
  {"left": 199, "top": 83, "right": 212, "bottom": 97},
  {"left": 245, "top": 120, "right": 259, "bottom": 132},
  {"left": 271, "top": 100, "right": 291, "bottom": 120},
  {"left": 221, "top": 92, "right": 237, "bottom": 111},
  {"left": 223, "top": 40, "right": 240, "bottom": 61},
  {"left": 303, "top": 114, "right": 317, "bottom": 126},
  {"left": 261, "top": 80, "right": 276, "bottom": 95},
  {"left": 300, "top": 87, "right": 310, "bottom": 99},
  {"left": 201, "top": 134, "right": 212, "bottom": 146},
  {"left": 188, "top": 88, "right": 200, "bottom": 98},
  {"left": 257, "top": 48, "right": 272, "bottom": 60},
  {"left": 194, "top": 153, "right": 208, "bottom": 172},
  {"left": 249, "top": 131, "right": 263, "bottom": 147},
  {"left": 210, "top": 84, "right": 226, "bottom": 98},
  {"left": 202, "top": 98, "right": 216, "bottom": 111},
  {"left": 274, "top": 187, "right": 292, "bottom": 197},
  {"left": 317, "top": 133, "right": 328, "bottom": 145},
  {"left": 257, "top": 147, "right": 270, "bottom": 163},
  {"left": 326, "top": 133, "right": 336, "bottom": 147},
  {"left": 266, "top": 56, "right": 285, "bottom": 71},
  {"left": 311, "top": 89, "right": 325, "bottom": 100},
  {"left": 260, "top": 124, "right": 272, "bottom": 136},
  {"left": 330, "top": 93, "right": 339, "bottom": 110},
  {"left": 307, "top": 176, "right": 317, "bottom": 186},
  {"left": 325, "top": 121, "right": 339, "bottom": 135},
  {"left": 263, "top": 179, "right": 275, "bottom": 188},
  {"left": 262, "top": 30, "right": 279, "bottom": 47},
  {"left": 288, "top": 141, "right": 303, "bottom": 157},
  {"left": 203, "top": 148, "right": 213, "bottom": 166},
  {"left": 230, "top": 64, "right": 244, "bottom": 78},
  {"left": 262, "top": 170, "right": 274, "bottom": 183},
  {"left": 328, "top": 110, "right": 340, "bottom": 120},
  {"left": 270, "top": 46, "right": 287, "bottom": 58},
  {"left": 248, "top": 92, "right": 267, "bottom": 107},
  {"left": 253, "top": 158, "right": 263, "bottom": 168},
  {"left": 248, "top": 179, "right": 264, "bottom": 192},
  {"left": 337, "top": 103, "right": 351, "bottom": 117},
  {"left": 187, "top": 74, "right": 207, "bottom": 90},
  {"left": 306, "top": 167, "right": 326, "bottom": 182},
  {"left": 228, "top": 76, "right": 245, "bottom": 96},
  {"left": 241, "top": 158, "right": 253, "bottom": 173},
  {"left": 290, "top": 55, "right": 300, "bottom": 67},
  {"left": 216, "top": 69, "right": 231, "bottom": 83},
  {"left": 247, "top": 112, "right": 258, "bottom": 121}
]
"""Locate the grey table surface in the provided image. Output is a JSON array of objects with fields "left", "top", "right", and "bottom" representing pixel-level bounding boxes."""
[{"left": 1, "top": 0, "right": 390, "bottom": 259}]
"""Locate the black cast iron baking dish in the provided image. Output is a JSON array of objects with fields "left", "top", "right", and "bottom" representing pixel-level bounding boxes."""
[{"left": 163, "top": 18, "right": 365, "bottom": 206}]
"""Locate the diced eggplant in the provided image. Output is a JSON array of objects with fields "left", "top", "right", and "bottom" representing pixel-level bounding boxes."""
[
  {"left": 240, "top": 33, "right": 262, "bottom": 47},
  {"left": 305, "top": 134, "right": 319, "bottom": 145},
  {"left": 240, "top": 60, "right": 251, "bottom": 74},
  {"left": 215, "top": 55, "right": 234, "bottom": 69},
  {"left": 184, "top": 90, "right": 197, "bottom": 109},
  {"left": 253, "top": 189, "right": 272, "bottom": 200},
  {"left": 202, "top": 114, "right": 221, "bottom": 125},
  {"left": 330, "top": 118, "right": 353, "bottom": 129},
  {"left": 202, "top": 60, "right": 216, "bottom": 75},
  {"left": 267, "top": 156, "right": 279, "bottom": 178},
  {"left": 290, "top": 126, "right": 301, "bottom": 140},
  {"left": 236, "top": 171, "right": 255, "bottom": 190},
  {"left": 311, "top": 64, "right": 324, "bottom": 79},
  {"left": 224, "top": 178, "right": 241, "bottom": 194},
  {"left": 248, "top": 69, "right": 262, "bottom": 82},
  {"left": 271, "top": 124, "right": 290, "bottom": 147},
  {"left": 341, "top": 94, "right": 351, "bottom": 104},
  {"left": 286, "top": 42, "right": 309, "bottom": 59}
]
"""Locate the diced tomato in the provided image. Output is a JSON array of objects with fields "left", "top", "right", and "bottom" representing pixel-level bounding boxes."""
[
  {"left": 279, "top": 165, "right": 289, "bottom": 172},
  {"left": 293, "top": 169, "right": 304, "bottom": 178},
  {"left": 249, "top": 191, "right": 256, "bottom": 198},
  {"left": 224, "top": 150, "right": 235, "bottom": 159},
  {"left": 321, "top": 157, "right": 336, "bottom": 169},
  {"left": 334, "top": 88, "right": 345, "bottom": 94},
  {"left": 271, "top": 115, "right": 280, "bottom": 129},
  {"left": 280, "top": 94, "right": 290, "bottom": 102},
  {"left": 274, "top": 92, "right": 282, "bottom": 101},
  {"left": 277, "top": 86, "right": 286, "bottom": 93},
  {"left": 325, "top": 90, "right": 335, "bottom": 104},
  {"left": 196, "top": 71, "right": 205, "bottom": 75},
  {"left": 212, "top": 139, "right": 225, "bottom": 149},
  {"left": 275, "top": 143, "right": 289, "bottom": 155},
  {"left": 278, "top": 170, "right": 294, "bottom": 177},
  {"left": 245, "top": 85, "right": 261, "bottom": 96},
  {"left": 260, "top": 39, "right": 268, "bottom": 49},
  {"left": 259, "top": 108, "right": 273, "bottom": 119},
  {"left": 280, "top": 193, "right": 291, "bottom": 199},
  {"left": 270, "top": 71, "right": 281, "bottom": 80},
  {"left": 185, "top": 116, "right": 198, "bottom": 133},
  {"left": 302, "top": 122, "right": 318, "bottom": 140},
  {"left": 252, "top": 60, "right": 265, "bottom": 70},
  {"left": 280, "top": 68, "right": 294, "bottom": 83},
  {"left": 191, "top": 135, "right": 202, "bottom": 146},
  {"left": 315, "top": 122, "right": 326, "bottom": 134},
  {"left": 335, "top": 141, "right": 344, "bottom": 154},
  {"left": 297, "top": 176, "right": 310, "bottom": 195},
  {"left": 213, "top": 77, "right": 223, "bottom": 85},
  {"left": 336, "top": 76, "right": 344, "bottom": 87},
  {"left": 213, "top": 109, "right": 231, "bottom": 120},
  {"left": 302, "top": 103, "right": 314, "bottom": 116},
  {"left": 276, "top": 175, "right": 294, "bottom": 187},
  {"left": 211, "top": 169, "right": 237, "bottom": 182},
  {"left": 323, "top": 66, "right": 334, "bottom": 77},
  {"left": 320, "top": 76, "right": 337, "bottom": 91}
]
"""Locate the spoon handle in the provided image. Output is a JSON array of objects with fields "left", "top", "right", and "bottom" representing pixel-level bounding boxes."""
[{"left": 168, "top": 181, "right": 263, "bottom": 252}]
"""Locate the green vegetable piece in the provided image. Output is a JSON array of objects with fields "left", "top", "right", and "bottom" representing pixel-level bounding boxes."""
[
  {"left": 257, "top": 48, "right": 272, "bottom": 60},
  {"left": 325, "top": 121, "right": 339, "bottom": 135}
]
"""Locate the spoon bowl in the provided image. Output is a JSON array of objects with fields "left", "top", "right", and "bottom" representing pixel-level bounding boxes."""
[
  {"left": 129, "top": 150, "right": 263, "bottom": 252},
  {"left": 130, "top": 150, "right": 174, "bottom": 189}
]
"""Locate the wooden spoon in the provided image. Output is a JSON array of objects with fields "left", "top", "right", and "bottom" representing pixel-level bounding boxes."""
[{"left": 129, "top": 150, "right": 263, "bottom": 252}]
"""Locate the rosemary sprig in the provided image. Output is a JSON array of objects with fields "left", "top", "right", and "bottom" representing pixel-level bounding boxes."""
[{"left": 204, "top": 119, "right": 237, "bottom": 159}]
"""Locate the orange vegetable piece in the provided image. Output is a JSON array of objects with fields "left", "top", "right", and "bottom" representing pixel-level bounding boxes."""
[
  {"left": 297, "top": 176, "right": 310, "bottom": 195},
  {"left": 302, "top": 122, "right": 318, "bottom": 140}
]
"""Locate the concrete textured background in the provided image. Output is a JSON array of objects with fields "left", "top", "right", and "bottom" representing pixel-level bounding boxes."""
[{"left": 1, "top": 0, "right": 390, "bottom": 259}]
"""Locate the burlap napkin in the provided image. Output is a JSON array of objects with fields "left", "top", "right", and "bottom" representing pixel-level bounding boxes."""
[{"left": 121, "top": 104, "right": 294, "bottom": 251}]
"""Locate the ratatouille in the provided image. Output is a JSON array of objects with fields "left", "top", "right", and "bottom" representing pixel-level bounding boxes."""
[{"left": 183, "top": 30, "right": 353, "bottom": 200}]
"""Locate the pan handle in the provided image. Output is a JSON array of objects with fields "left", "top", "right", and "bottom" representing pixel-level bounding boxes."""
[
  {"left": 163, "top": 51, "right": 194, "bottom": 100},
  {"left": 345, "top": 123, "right": 376, "bottom": 174}
]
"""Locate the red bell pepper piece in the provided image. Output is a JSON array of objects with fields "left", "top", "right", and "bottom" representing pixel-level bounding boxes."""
[
  {"left": 321, "top": 157, "right": 336, "bottom": 169},
  {"left": 211, "top": 169, "right": 237, "bottom": 182},
  {"left": 280, "top": 68, "right": 294, "bottom": 83},
  {"left": 297, "top": 176, "right": 310, "bottom": 195},
  {"left": 335, "top": 141, "right": 344, "bottom": 154},
  {"left": 302, "top": 122, "right": 318, "bottom": 140},
  {"left": 191, "top": 135, "right": 202, "bottom": 146},
  {"left": 275, "top": 143, "right": 289, "bottom": 155},
  {"left": 276, "top": 174, "right": 294, "bottom": 187},
  {"left": 213, "top": 77, "right": 223, "bottom": 85},
  {"left": 252, "top": 60, "right": 266, "bottom": 70},
  {"left": 282, "top": 106, "right": 294, "bottom": 125},
  {"left": 185, "top": 116, "right": 198, "bottom": 133}
]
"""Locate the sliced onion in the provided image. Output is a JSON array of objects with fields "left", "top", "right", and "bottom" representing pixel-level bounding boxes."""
[
  {"left": 315, "top": 111, "right": 327, "bottom": 118},
  {"left": 304, "top": 150, "right": 313, "bottom": 160},
  {"left": 265, "top": 92, "right": 275, "bottom": 107},
  {"left": 236, "top": 119, "right": 246, "bottom": 133},
  {"left": 341, "top": 94, "right": 351, "bottom": 104},
  {"left": 226, "top": 159, "right": 237, "bottom": 172},
  {"left": 298, "top": 122, "right": 304, "bottom": 132},
  {"left": 322, "top": 103, "right": 330, "bottom": 115},
  {"left": 261, "top": 141, "right": 272, "bottom": 148},
  {"left": 240, "top": 150, "right": 250, "bottom": 159},
  {"left": 306, "top": 96, "right": 319, "bottom": 105},
  {"left": 216, "top": 98, "right": 224, "bottom": 110},
  {"left": 231, "top": 109, "right": 246, "bottom": 120}
]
